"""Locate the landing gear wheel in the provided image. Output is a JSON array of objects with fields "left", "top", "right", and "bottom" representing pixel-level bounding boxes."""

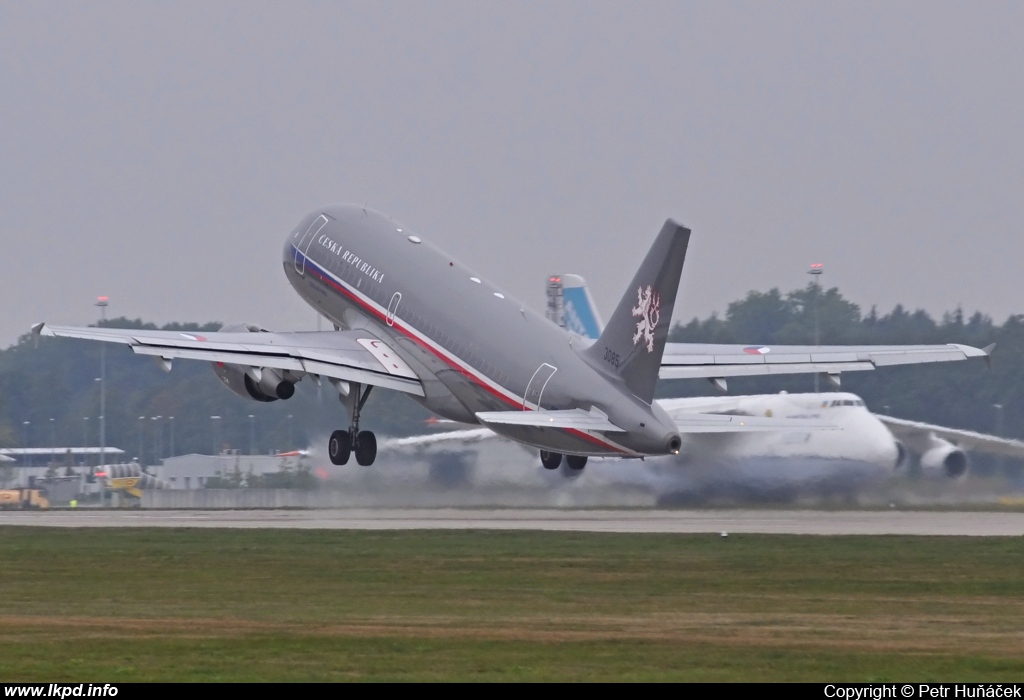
[
  {"left": 540, "top": 451, "right": 563, "bottom": 470},
  {"left": 355, "top": 430, "right": 377, "bottom": 466},
  {"left": 329, "top": 430, "right": 351, "bottom": 465},
  {"left": 566, "top": 455, "right": 588, "bottom": 471}
]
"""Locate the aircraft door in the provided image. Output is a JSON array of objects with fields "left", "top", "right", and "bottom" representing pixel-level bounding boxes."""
[
  {"left": 293, "top": 214, "right": 330, "bottom": 276},
  {"left": 386, "top": 292, "right": 402, "bottom": 326},
  {"left": 523, "top": 363, "right": 557, "bottom": 411}
]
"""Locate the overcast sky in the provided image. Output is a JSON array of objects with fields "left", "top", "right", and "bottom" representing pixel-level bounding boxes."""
[{"left": 2, "top": 2, "right": 1022, "bottom": 347}]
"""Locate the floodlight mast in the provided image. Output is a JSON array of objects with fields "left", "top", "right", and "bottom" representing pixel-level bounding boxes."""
[
  {"left": 95, "top": 296, "right": 108, "bottom": 473},
  {"left": 807, "top": 264, "right": 823, "bottom": 392}
]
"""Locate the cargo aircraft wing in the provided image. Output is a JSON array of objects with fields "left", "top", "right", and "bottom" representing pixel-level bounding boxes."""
[
  {"left": 662, "top": 411, "right": 836, "bottom": 433},
  {"left": 32, "top": 323, "right": 424, "bottom": 396},
  {"left": 659, "top": 342, "right": 993, "bottom": 381},
  {"left": 876, "top": 415, "right": 1024, "bottom": 460}
]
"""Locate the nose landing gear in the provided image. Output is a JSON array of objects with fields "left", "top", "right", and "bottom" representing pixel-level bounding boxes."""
[{"left": 328, "top": 382, "right": 377, "bottom": 466}]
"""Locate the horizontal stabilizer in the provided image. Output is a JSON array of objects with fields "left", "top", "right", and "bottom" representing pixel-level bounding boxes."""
[{"left": 476, "top": 408, "right": 626, "bottom": 432}]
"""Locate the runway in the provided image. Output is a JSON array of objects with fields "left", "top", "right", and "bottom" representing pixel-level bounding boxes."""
[{"left": 2, "top": 508, "right": 1024, "bottom": 535}]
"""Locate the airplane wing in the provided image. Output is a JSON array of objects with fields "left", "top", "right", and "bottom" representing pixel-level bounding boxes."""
[
  {"left": 875, "top": 415, "right": 1024, "bottom": 459},
  {"left": 660, "top": 342, "right": 992, "bottom": 380},
  {"left": 32, "top": 323, "right": 424, "bottom": 396}
]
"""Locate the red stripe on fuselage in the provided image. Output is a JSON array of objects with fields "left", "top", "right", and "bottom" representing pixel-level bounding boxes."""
[{"left": 296, "top": 248, "right": 632, "bottom": 455}]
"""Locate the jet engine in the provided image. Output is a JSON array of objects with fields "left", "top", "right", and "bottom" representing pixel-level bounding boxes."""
[
  {"left": 894, "top": 440, "right": 909, "bottom": 470},
  {"left": 210, "top": 323, "right": 302, "bottom": 402},
  {"left": 919, "top": 441, "right": 969, "bottom": 479}
]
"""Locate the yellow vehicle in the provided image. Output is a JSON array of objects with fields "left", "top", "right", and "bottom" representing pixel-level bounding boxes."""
[
  {"left": 0, "top": 488, "right": 50, "bottom": 510},
  {"left": 106, "top": 477, "right": 142, "bottom": 499}
]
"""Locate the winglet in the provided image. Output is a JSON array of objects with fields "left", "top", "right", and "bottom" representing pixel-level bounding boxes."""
[
  {"left": 30, "top": 322, "right": 44, "bottom": 349},
  {"left": 982, "top": 343, "right": 996, "bottom": 369}
]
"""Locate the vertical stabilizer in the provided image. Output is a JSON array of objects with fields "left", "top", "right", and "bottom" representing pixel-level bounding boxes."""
[
  {"left": 583, "top": 219, "right": 690, "bottom": 403},
  {"left": 561, "top": 274, "right": 604, "bottom": 339}
]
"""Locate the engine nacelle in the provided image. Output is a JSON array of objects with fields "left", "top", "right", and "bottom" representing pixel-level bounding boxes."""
[
  {"left": 919, "top": 442, "right": 969, "bottom": 479},
  {"left": 212, "top": 362, "right": 299, "bottom": 402},
  {"left": 894, "top": 440, "right": 909, "bottom": 470},
  {"left": 210, "top": 323, "right": 300, "bottom": 402}
]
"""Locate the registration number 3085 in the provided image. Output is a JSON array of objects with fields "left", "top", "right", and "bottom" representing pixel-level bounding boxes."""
[{"left": 604, "top": 347, "right": 620, "bottom": 368}]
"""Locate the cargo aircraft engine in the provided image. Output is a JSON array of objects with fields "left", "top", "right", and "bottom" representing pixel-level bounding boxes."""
[
  {"left": 210, "top": 323, "right": 302, "bottom": 402},
  {"left": 919, "top": 440, "right": 968, "bottom": 479},
  {"left": 894, "top": 440, "right": 909, "bottom": 470}
]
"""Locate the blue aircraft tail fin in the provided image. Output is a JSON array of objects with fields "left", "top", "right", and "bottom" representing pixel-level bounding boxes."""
[{"left": 549, "top": 274, "right": 604, "bottom": 340}]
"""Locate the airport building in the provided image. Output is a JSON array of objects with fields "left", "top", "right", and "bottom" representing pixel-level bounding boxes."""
[
  {"left": 0, "top": 447, "right": 127, "bottom": 488},
  {"left": 0, "top": 447, "right": 305, "bottom": 505},
  {"left": 154, "top": 451, "right": 304, "bottom": 490}
]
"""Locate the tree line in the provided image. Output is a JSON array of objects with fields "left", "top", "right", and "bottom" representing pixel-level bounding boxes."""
[
  {"left": 0, "top": 284, "right": 1021, "bottom": 464},
  {"left": 665, "top": 284, "right": 1021, "bottom": 440}
]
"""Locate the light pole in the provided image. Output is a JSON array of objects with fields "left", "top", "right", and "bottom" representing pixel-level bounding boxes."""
[
  {"left": 82, "top": 417, "right": 89, "bottom": 466},
  {"left": 168, "top": 416, "right": 175, "bottom": 457},
  {"left": 248, "top": 414, "right": 256, "bottom": 455},
  {"left": 211, "top": 415, "right": 221, "bottom": 455},
  {"left": 22, "top": 421, "right": 30, "bottom": 468},
  {"left": 152, "top": 416, "right": 162, "bottom": 464},
  {"left": 287, "top": 414, "right": 293, "bottom": 451},
  {"left": 138, "top": 416, "right": 145, "bottom": 463},
  {"left": 49, "top": 417, "right": 56, "bottom": 447},
  {"left": 808, "top": 263, "right": 823, "bottom": 392},
  {"left": 95, "top": 296, "right": 108, "bottom": 471},
  {"left": 994, "top": 403, "right": 1005, "bottom": 474}
]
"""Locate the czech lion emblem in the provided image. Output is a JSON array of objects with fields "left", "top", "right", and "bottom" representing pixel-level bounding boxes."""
[{"left": 631, "top": 285, "right": 660, "bottom": 353}]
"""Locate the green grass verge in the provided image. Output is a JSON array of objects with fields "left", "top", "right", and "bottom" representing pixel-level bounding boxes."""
[{"left": 0, "top": 527, "right": 1022, "bottom": 681}]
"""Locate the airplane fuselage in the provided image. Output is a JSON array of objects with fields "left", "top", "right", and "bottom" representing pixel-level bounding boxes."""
[
  {"left": 665, "top": 393, "right": 901, "bottom": 466},
  {"left": 283, "top": 205, "right": 680, "bottom": 457}
]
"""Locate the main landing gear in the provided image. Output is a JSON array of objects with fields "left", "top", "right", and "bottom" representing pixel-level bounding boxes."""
[
  {"left": 329, "top": 382, "right": 377, "bottom": 466},
  {"left": 540, "top": 451, "right": 588, "bottom": 471}
]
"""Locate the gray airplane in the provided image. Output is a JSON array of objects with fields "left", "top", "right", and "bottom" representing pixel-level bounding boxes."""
[{"left": 34, "top": 205, "right": 992, "bottom": 470}]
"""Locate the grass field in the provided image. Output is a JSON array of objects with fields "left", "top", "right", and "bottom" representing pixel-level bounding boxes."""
[{"left": 0, "top": 526, "right": 1022, "bottom": 681}]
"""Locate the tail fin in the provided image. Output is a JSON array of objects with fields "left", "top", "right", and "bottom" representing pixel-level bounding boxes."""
[{"left": 583, "top": 219, "right": 691, "bottom": 403}]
